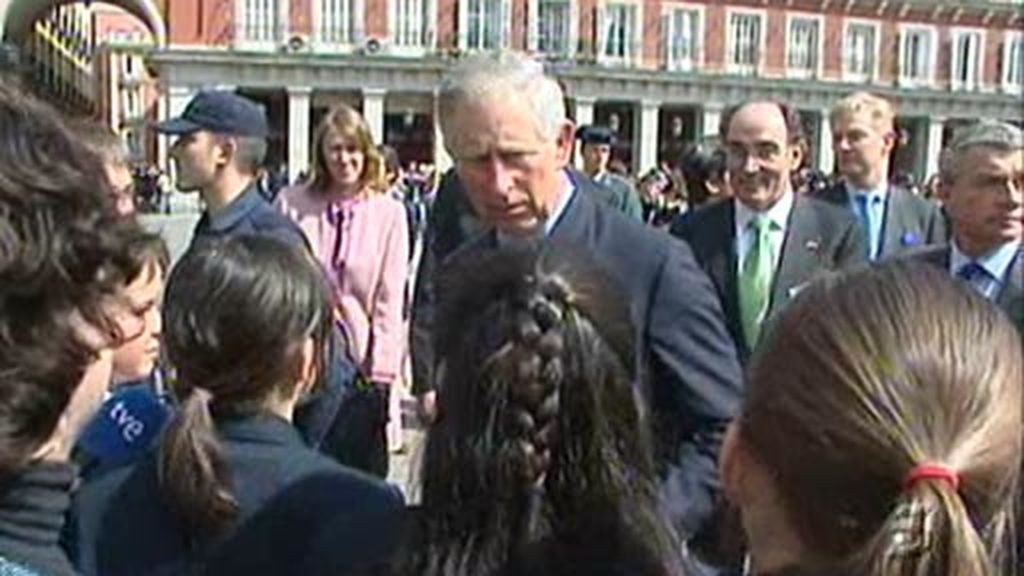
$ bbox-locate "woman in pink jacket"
[277,104,409,478]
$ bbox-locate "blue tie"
[854,194,879,260]
[957,262,998,300]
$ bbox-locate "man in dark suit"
[907,121,1023,333]
[672,101,866,362]
[417,51,744,540]
[819,91,946,259]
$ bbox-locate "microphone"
[77,384,171,467]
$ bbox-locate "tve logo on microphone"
[78,384,171,465]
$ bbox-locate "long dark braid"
[409,244,683,576]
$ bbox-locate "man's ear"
[213,136,237,168]
[554,120,576,167]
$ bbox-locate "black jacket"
[0,463,77,576]
[67,414,404,576]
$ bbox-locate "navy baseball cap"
[154,90,269,137]
[576,125,616,145]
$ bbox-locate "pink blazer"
[277,184,410,383]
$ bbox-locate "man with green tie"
[672,101,866,362]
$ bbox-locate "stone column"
[362,88,387,145]
[818,109,835,174]
[637,99,660,174]
[572,96,596,170]
[432,90,452,173]
[700,103,724,140]
[924,117,946,180]
[287,86,313,184]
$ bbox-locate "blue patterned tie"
[957,262,998,300]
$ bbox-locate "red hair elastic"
[903,463,960,491]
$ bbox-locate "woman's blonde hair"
[310,103,387,194]
[741,261,1022,575]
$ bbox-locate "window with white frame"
[727,11,763,74]
[950,29,982,91]
[237,0,288,44]
[532,0,572,56]
[599,2,639,62]
[843,21,877,80]
[1003,33,1024,92]
[665,6,701,71]
[786,15,821,77]
[898,26,935,86]
[393,0,434,48]
[316,0,359,45]
[461,0,508,50]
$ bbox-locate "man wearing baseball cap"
[155,90,306,248]
[157,91,356,467]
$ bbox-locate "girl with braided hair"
[403,244,685,576]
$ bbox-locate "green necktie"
[739,216,776,349]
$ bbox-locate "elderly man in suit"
[820,92,947,259]
[416,51,744,541]
[909,121,1023,333]
[671,101,866,362]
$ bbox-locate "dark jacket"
[815,182,947,258]
[67,414,404,576]
[670,195,867,362]
[0,463,77,576]
[414,177,744,538]
[186,184,359,468]
[904,243,1024,334]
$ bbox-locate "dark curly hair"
[0,84,143,481]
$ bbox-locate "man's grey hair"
[438,51,566,155]
[939,120,1023,183]
[232,135,267,175]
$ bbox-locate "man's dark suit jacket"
[670,195,867,362]
[414,178,745,538]
[816,182,947,258]
[906,243,1024,334]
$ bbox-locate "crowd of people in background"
[0,47,1022,576]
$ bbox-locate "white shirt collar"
[734,188,796,238]
[496,170,575,246]
[848,179,889,200]
[950,239,1022,283]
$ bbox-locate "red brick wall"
[511,0,528,51]
[167,0,234,45]
[576,0,597,58]
[764,8,786,76]
[878,19,897,83]
[703,3,725,73]
[437,0,458,48]
[291,0,312,35]
[641,0,662,68]
[366,0,388,38]
[822,12,843,79]
[983,29,1003,86]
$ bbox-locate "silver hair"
[438,51,567,154]
[939,120,1023,183]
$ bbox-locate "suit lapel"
[771,196,825,313]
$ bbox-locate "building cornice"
[150,49,1024,120]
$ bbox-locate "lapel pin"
[902,232,921,246]
[805,239,821,253]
